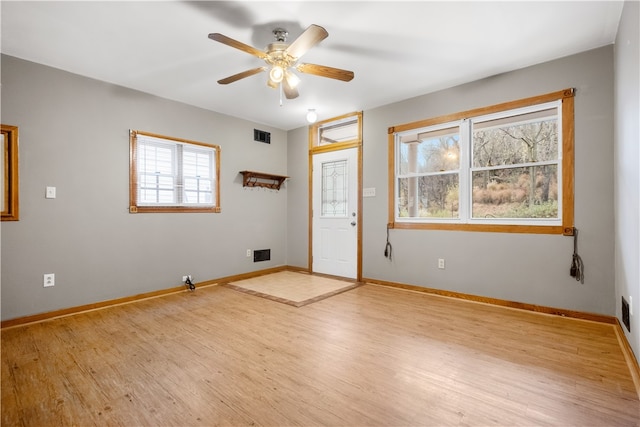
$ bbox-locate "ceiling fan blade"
[282,76,299,99]
[208,33,267,59]
[296,63,354,82]
[285,24,328,60]
[218,67,266,85]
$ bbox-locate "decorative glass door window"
[321,160,348,217]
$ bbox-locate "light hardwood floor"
[225,271,359,306]
[2,281,639,426]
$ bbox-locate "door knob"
[350,221,356,226]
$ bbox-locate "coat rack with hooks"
[239,170,289,190]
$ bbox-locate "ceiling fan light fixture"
[210,24,354,101]
[266,78,278,89]
[306,109,318,123]
[284,70,301,89]
[269,65,284,83]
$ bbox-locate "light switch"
[45,186,56,199]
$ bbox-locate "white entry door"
[312,148,358,279]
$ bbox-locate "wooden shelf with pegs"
[239,170,289,190]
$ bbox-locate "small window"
[310,111,362,151]
[389,89,575,234]
[129,130,220,213]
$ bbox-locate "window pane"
[183,191,194,203]
[183,149,212,179]
[140,188,175,204]
[182,178,212,193]
[471,164,558,219]
[158,190,175,204]
[1,133,4,213]
[132,131,220,212]
[183,177,213,204]
[138,139,176,206]
[139,175,174,190]
[158,176,173,189]
[321,160,347,217]
[139,174,175,204]
[397,173,459,218]
[182,148,214,205]
[318,117,359,146]
[399,127,459,174]
[184,190,212,204]
[139,143,174,175]
[473,108,558,168]
[140,189,157,203]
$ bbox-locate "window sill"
[389,221,573,235]
[130,206,221,214]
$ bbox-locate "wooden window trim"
[387,89,575,235]
[309,111,363,154]
[1,124,19,221]
[129,130,221,214]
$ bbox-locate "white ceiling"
[1,1,623,131]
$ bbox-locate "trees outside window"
[389,89,574,235]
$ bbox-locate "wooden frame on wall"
[1,124,19,221]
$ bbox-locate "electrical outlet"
[182,275,191,282]
[44,273,55,287]
[246,249,251,257]
[438,258,445,269]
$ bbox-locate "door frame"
[308,112,363,282]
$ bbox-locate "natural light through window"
[388,89,574,234]
[130,130,220,213]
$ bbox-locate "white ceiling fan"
[208,24,354,99]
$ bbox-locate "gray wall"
[289,46,616,316]
[286,126,309,269]
[362,46,615,315]
[614,1,640,359]
[1,55,288,321]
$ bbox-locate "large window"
[129,130,220,213]
[389,89,574,234]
